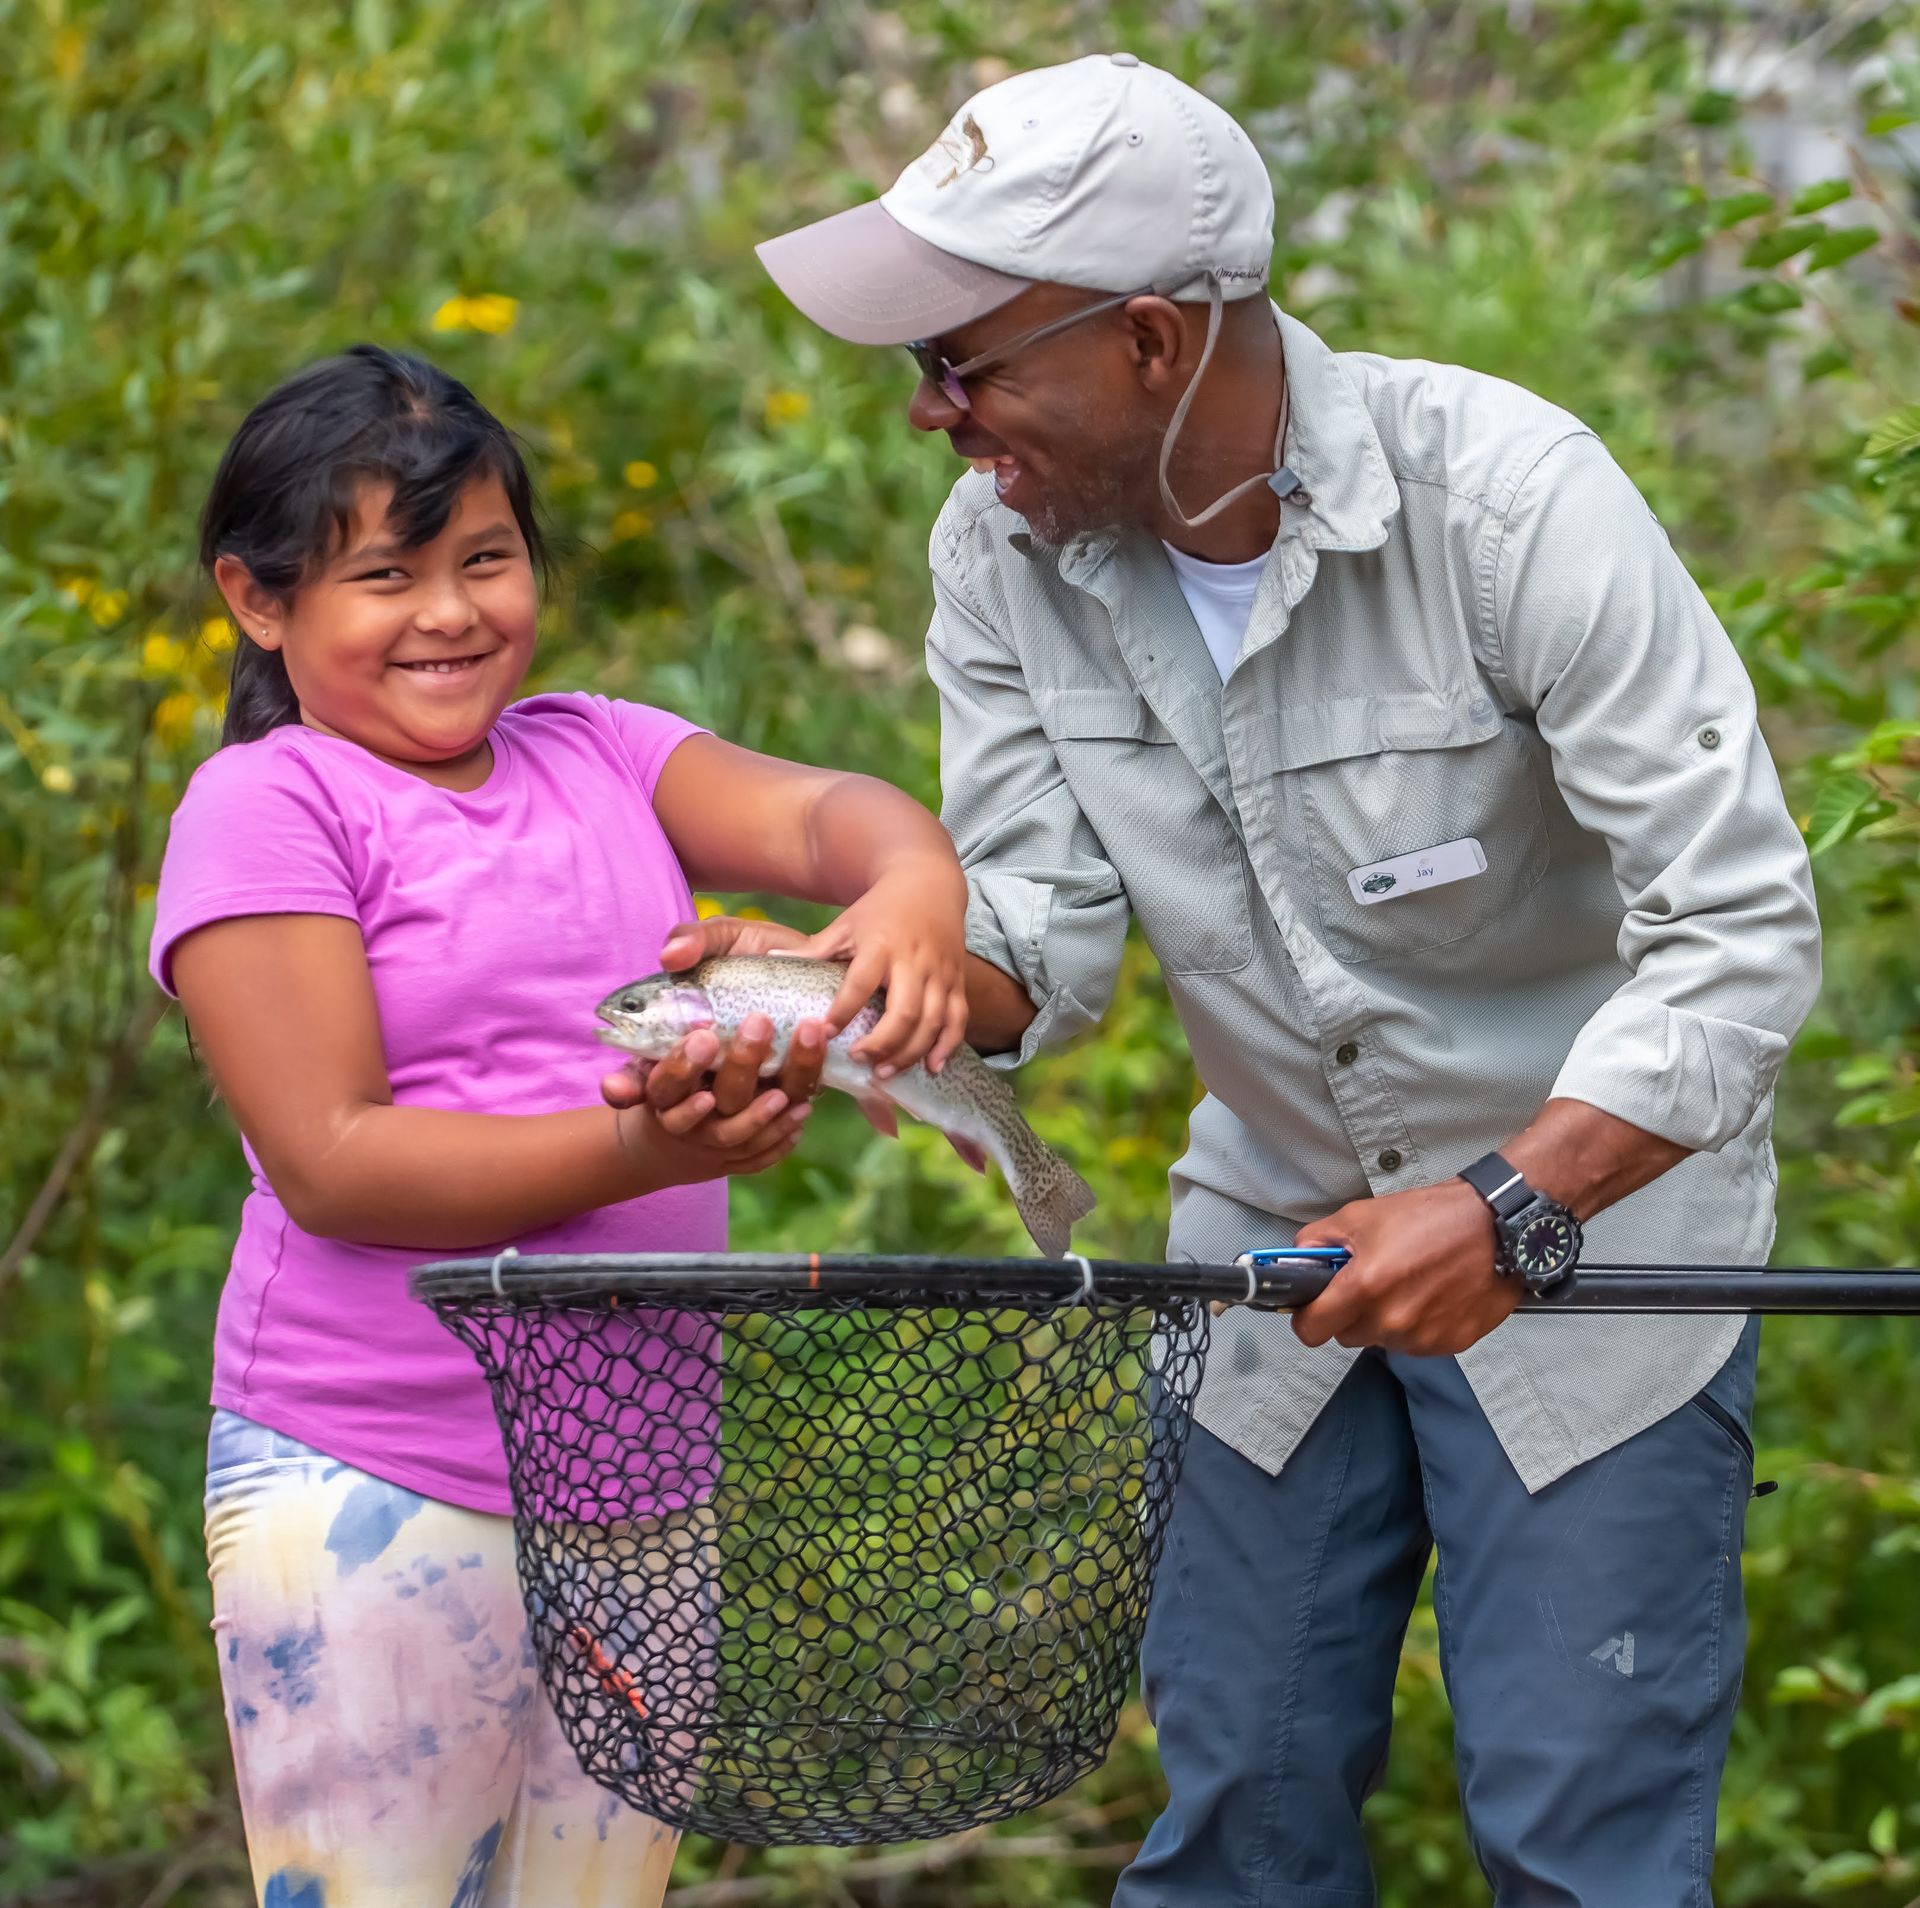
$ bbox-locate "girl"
[154,345,970,1908]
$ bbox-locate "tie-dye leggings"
[204,1410,679,1908]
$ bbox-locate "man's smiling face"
[905,284,1170,546]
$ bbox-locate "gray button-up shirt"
[928,310,1821,1492]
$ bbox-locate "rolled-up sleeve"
[927,507,1130,1067]
[1490,432,1821,1151]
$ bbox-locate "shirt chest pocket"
[1273,693,1550,965]
[1039,686,1254,977]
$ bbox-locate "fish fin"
[854,1094,899,1139]
[945,1133,989,1175]
[1014,1152,1099,1260]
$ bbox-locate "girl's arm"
[652,735,969,1073]
[172,912,808,1249]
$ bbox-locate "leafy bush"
[2,3,1915,1902]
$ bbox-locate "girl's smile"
[392,652,491,674]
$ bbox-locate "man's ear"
[212,554,286,651]
[1122,296,1191,394]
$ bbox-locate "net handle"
[1239,1250,1920,1314]
[407,1251,1920,1315]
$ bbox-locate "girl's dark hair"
[199,344,547,747]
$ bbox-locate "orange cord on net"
[569,1623,648,1717]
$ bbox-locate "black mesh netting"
[414,1256,1212,1846]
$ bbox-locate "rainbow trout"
[596,955,1096,1257]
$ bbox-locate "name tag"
[1347,836,1487,906]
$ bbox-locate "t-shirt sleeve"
[149,743,361,996]
[596,696,710,797]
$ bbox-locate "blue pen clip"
[1230,1245,1351,1307]
[1241,1246,1352,1271]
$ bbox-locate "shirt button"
[1698,725,1722,749]
[1377,1148,1403,1173]
[1335,1042,1360,1065]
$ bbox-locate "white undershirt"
[1161,540,1273,681]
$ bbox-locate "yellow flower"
[467,294,519,334]
[693,895,723,920]
[153,692,198,746]
[58,574,96,607]
[52,23,86,81]
[431,293,519,335]
[200,616,236,653]
[41,763,75,794]
[612,510,653,542]
[89,588,129,628]
[737,905,770,922]
[135,882,157,904]
[142,632,189,678]
[624,460,659,490]
[764,388,811,427]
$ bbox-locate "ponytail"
[219,631,303,747]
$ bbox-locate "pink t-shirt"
[150,693,725,1514]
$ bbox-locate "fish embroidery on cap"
[920,113,994,189]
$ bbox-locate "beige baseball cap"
[756,53,1275,346]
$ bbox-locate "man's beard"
[1023,478,1130,546]
[1016,411,1163,547]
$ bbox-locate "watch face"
[1512,1210,1580,1282]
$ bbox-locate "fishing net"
[410,1252,1216,1846]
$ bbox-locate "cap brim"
[756,201,1030,347]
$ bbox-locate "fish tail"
[880,1051,1098,1257]
[1010,1147,1098,1260]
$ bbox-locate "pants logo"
[1589,1631,1636,1677]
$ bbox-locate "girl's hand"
[615,1067,812,1191]
[794,857,969,1077]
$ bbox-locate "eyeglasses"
[906,283,1165,412]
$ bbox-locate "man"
[630,53,1822,1906]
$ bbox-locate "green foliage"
[2,2,1916,1903]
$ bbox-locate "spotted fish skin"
[596,955,1096,1256]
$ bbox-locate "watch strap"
[1459,1150,1534,1221]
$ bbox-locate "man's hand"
[1289,1178,1521,1355]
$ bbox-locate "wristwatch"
[1458,1151,1582,1293]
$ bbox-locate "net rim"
[407,1251,1243,1313]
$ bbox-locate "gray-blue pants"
[1116,1322,1760,1908]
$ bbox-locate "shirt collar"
[1011,306,1400,574]
[1270,307,1400,556]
